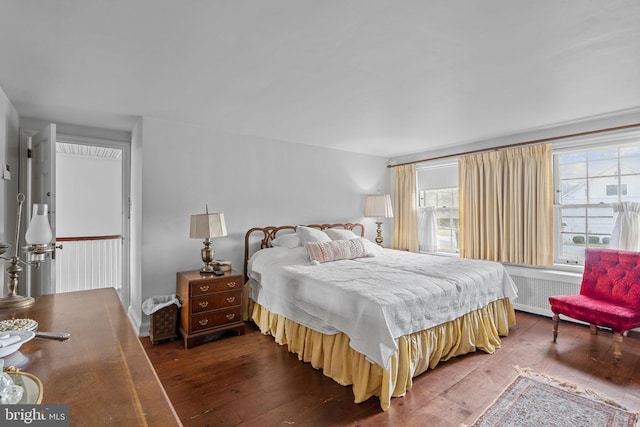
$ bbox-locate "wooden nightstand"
[176,270,245,349]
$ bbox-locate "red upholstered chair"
[549,248,640,360]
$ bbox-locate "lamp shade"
[365,194,393,218]
[189,213,227,239]
[25,203,53,245]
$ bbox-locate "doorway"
[21,128,131,308]
[55,135,130,307]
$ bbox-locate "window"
[416,162,459,253]
[606,184,627,196]
[417,187,459,252]
[554,143,640,264]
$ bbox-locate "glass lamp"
[0,194,54,309]
[365,194,394,246]
[190,208,227,274]
[24,203,54,264]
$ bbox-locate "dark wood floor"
[143,312,640,426]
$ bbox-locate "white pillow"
[362,238,383,255]
[271,234,301,248]
[296,226,331,244]
[248,246,310,281]
[324,228,359,241]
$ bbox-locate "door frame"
[19,130,132,308]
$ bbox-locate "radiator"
[505,265,640,332]
[505,265,582,317]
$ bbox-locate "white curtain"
[419,207,438,252]
[609,202,640,251]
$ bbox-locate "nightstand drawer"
[190,307,243,332]
[191,290,242,314]
[190,277,241,296]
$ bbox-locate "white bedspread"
[248,244,517,369]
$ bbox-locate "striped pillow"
[304,238,369,263]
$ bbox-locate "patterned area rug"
[468,367,639,427]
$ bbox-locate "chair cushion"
[580,249,640,306]
[549,294,640,333]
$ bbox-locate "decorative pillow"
[324,228,359,240]
[296,226,332,244]
[304,238,369,263]
[271,234,301,248]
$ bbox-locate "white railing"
[55,235,122,294]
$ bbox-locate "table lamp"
[190,207,227,274]
[365,194,394,246]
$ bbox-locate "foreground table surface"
[0,288,182,426]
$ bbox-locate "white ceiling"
[1,1,639,158]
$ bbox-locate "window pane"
[561,215,585,234]
[587,206,613,217]
[559,160,587,179]
[620,175,640,202]
[588,217,613,235]
[424,191,437,207]
[559,234,586,263]
[560,179,587,204]
[450,189,459,207]
[588,149,618,161]
[562,207,586,217]
[619,145,640,157]
[559,152,586,164]
[588,177,620,203]
[438,230,456,251]
[438,215,452,229]
[620,155,640,174]
[439,190,454,208]
[588,158,618,177]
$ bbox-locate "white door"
[30,123,57,296]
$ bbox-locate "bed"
[243,223,517,411]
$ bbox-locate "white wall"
[0,87,20,297]
[133,116,391,333]
[56,154,122,237]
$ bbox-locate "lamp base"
[0,294,35,310]
[375,221,384,246]
[199,264,223,275]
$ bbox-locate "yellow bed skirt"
[251,298,516,411]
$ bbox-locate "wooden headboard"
[243,222,365,281]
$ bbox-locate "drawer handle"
[226,296,236,303]
[226,313,235,320]
[227,281,236,288]
[198,319,209,326]
[199,285,210,292]
[199,301,209,308]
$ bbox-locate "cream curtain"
[392,164,419,252]
[609,202,640,251]
[458,144,552,266]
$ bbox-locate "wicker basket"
[150,304,178,344]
